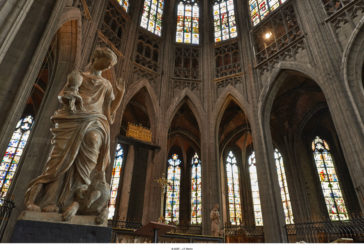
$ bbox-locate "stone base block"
[10,211,112,243]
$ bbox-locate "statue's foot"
[95,213,107,225]
[42,204,59,213]
[62,202,79,221]
[95,207,108,225]
[25,203,41,212]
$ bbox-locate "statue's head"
[91,47,117,71]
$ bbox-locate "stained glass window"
[213,0,238,43]
[191,153,202,224]
[165,153,181,224]
[248,151,263,226]
[0,116,33,203]
[140,0,165,36]
[108,144,124,220]
[176,1,200,44]
[117,0,129,12]
[274,149,294,224]
[249,0,288,26]
[312,136,349,221]
[226,151,242,225]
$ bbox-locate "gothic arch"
[214,89,252,137]
[297,103,328,136]
[168,130,200,152]
[120,79,159,141]
[258,64,326,130]
[342,16,364,126]
[56,7,82,68]
[166,88,205,133]
[121,78,159,119]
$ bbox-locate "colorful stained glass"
[191,153,202,224]
[165,153,181,224]
[226,151,242,225]
[249,0,288,26]
[213,0,238,43]
[248,151,263,226]
[117,0,129,12]
[274,149,294,224]
[140,0,165,36]
[108,144,124,220]
[176,1,199,44]
[0,116,33,203]
[312,136,349,221]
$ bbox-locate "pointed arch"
[165,147,184,224]
[342,16,364,127]
[213,85,251,131]
[166,88,205,133]
[121,78,159,118]
[312,136,349,221]
[214,92,252,144]
[190,151,202,224]
[120,78,160,140]
[258,63,326,127]
[56,7,82,68]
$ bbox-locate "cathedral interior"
[0,0,364,243]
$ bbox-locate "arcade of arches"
[0,0,363,243]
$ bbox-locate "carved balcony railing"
[286,216,364,243]
[108,220,221,243]
[0,199,15,241]
[160,232,224,243]
[108,219,142,230]
[323,0,356,16]
[255,25,304,66]
[323,0,364,29]
[223,225,264,243]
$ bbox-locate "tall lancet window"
[141,0,165,36]
[117,0,129,12]
[213,0,238,43]
[312,136,349,221]
[274,149,294,224]
[226,151,242,225]
[176,0,200,44]
[165,153,182,224]
[248,151,263,226]
[108,144,124,219]
[191,153,202,224]
[0,116,33,203]
[249,0,288,26]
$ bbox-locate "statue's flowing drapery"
[25,72,115,208]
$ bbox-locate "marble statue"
[210,204,221,237]
[24,47,125,225]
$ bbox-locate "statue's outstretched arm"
[110,77,125,122]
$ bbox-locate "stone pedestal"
[10,211,112,243]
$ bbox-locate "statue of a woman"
[210,204,221,237]
[24,47,125,224]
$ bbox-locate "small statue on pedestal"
[210,204,221,237]
[23,47,125,225]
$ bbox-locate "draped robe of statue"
[210,205,221,237]
[25,70,116,210]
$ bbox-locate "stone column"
[0,0,66,166]
[118,145,135,221]
[252,113,288,242]
[201,0,220,235]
